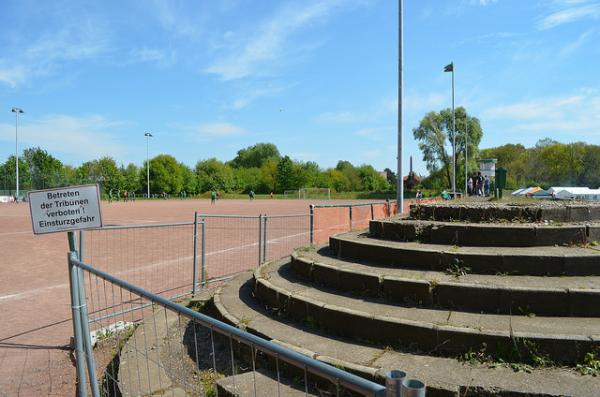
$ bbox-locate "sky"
[0,0,599,176]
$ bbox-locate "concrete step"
[329,231,600,276]
[216,369,320,396]
[410,202,600,223]
[370,218,600,247]
[254,259,600,365]
[290,248,600,317]
[212,271,600,397]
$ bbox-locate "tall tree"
[276,156,294,193]
[22,147,63,189]
[142,154,183,194]
[230,143,280,169]
[413,107,482,189]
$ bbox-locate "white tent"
[549,187,600,201]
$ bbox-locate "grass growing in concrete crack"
[446,259,471,278]
[460,339,559,374]
[576,352,600,376]
[100,325,138,397]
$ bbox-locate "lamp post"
[465,118,468,195]
[443,62,455,196]
[144,132,153,198]
[396,0,404,212]
[11,107,24,200]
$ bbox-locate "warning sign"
[28,184,103,234]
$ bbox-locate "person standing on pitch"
[211,191,217,205]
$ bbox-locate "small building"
[479,158,497,179]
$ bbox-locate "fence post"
[349,206,353,230]
[370,204,374,220]
[263,215,268,263]
[385,370,406,397]
[386,199,390,217]
[201,218,206,287]
[67,232,88,397]
[258,214,263,265]
[309,205,314,246]
[192,211,198,295]
[76,231,101,397]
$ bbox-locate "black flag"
[444,63,453,72]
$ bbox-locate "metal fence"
[64,203,429,396]
[68,244,426,397]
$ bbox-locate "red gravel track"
[0,198,364,396]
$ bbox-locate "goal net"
[283,190,301,199]
[299,188,331,200]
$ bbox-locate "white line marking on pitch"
[0,231,31,236]
[0,231,310,303]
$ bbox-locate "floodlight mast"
[396,0,404,212]
[11,107,24,200]
[144,132,153,198]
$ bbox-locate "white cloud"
[405,92,447,115]
[128,47,177,67]
[537,2,600,30]
[352,127,392,141]
[205,0,361,81]
[482,92,600,135]
[0,23,109,88]
[180,122,248,141]
[315,97,398,124]
[559,29,595,56]
[0,114,125,159]
[315,111,364,123]
[228,84,290,110]
[0,65,27,88]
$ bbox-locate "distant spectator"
[211,191,217,205]
[441,190,451,200]
[467,177,473,196]
[249,190,255,200]
[484,176,490,196]
[416,189,423,200]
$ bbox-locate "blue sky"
[0,0,599,175]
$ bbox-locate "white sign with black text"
[28,184,103,234]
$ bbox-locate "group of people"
[467,172,490,197]
[108,189,135,202]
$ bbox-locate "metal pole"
[11,108,23,199]
[349,206,353,230]
[370,204,374,220]
[258,214,263,265]
[385,370,406,397]
[67,232,88,397]
[452,65,456,196]
[262,215,267,263]
[192,212,198,295]
[309,205,314,246]
[76,231,101,397]
[15,111,19,199]
[201,218,206,287]
[396,0,404,212]
[465,119,468,195]
[146,135,150,198]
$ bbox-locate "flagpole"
[452,65,456,196]
[396,0,404,212]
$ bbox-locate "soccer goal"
[283,190,301,199]
[299,188,331,200]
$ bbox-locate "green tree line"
[411,107,600,191]
[0,143,390,196]
[480,139,600,189]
